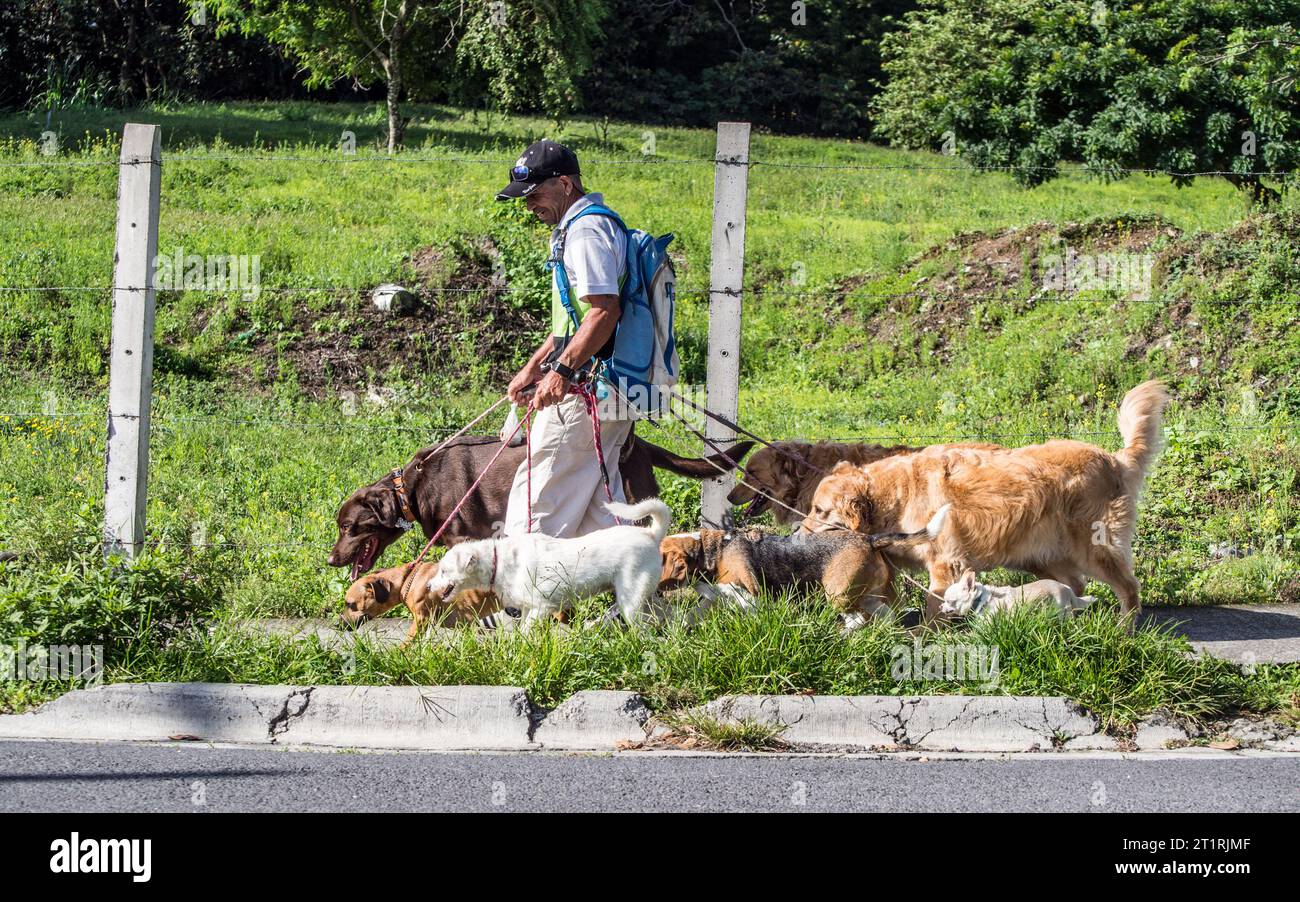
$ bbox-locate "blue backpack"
[549,203,680,414]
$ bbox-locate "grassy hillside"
[1,102,1297,720]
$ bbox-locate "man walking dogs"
[498,140,634,537]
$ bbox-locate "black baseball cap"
[496,139,580,200]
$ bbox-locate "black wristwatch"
[547,360,579,382]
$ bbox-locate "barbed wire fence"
[0,122,1296,565]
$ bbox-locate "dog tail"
[606,497,673,543]
[1114,380,1170,490]
[865,504,951,549]
[636,438,755,478]
[1077,595,1098,611]
[926,504,951,539]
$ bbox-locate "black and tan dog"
[659,506,949,632]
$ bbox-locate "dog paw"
[839,612,868,636]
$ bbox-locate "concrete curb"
[533,691,651,750]
[285,686,534,750]
[698,694,1099,752]
[0,685,1293,753]
[0,683,535,751]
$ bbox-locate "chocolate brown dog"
[330,434,753,579]
[658,506,948,632]
[342,561,500,642]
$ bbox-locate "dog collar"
[389,467,416,530]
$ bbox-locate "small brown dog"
[342,561,499,642]
[658,508,948,632]
[800,381,1170,622]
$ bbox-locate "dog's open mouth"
[735,494,767,522]
[350,537,380,581]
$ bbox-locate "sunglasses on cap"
[510,165,568,183]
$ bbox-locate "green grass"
[0,101,1297,722]
[653,708,791,752]
[4,556,1296,728]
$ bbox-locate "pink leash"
[523,404,533,534]
[399,412,526,602]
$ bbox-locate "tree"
[873,0,1300,204]
[453,0,604,124]
[580,0,916,138]
[206,1,605,153]
[206,1,455,153]
[0,0,299,112]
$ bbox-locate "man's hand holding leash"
[508,292,620,411]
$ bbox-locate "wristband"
[548,360,579,382]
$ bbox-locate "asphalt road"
[1,741,1295,812]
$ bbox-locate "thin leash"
[573,380,624,524]
[650,398,942,601]
[410,394,512,469]
[592,373,852,534]
[375,395,514,534]
[524,404,533,533]
[665,387,826,475]
[397,412,527,603]
[594,373,945,587]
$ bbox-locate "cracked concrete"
[0,685,1295,754]
[0,683,534,750]
[266,688,314,741]
[533,691,651,749]
[701,694,1100,751]
[0,683,307,744]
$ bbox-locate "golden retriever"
[727,440,920,525]
[799,381,1170,622]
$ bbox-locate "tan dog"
[659,508,947,632]
[727,440,1006,525]
[727,441,920,525]
[342,561,499,642]
[800,381,1170,623]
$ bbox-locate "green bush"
[0,549,221,650]
[874,0,1300,202]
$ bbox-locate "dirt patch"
[911,214,1179,301]
[233,238,546,396]
[829,214,1185,364]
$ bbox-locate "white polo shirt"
[549,192,628,338]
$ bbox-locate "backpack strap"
[548,202,628,333]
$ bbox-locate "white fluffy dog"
[428,498,672,629]
[940,569,1096,618]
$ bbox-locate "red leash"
[574,381,622,524]
[396,384,615,603]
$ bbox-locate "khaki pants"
[502,393,634,537]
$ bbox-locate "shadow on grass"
[0,102,640,157]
